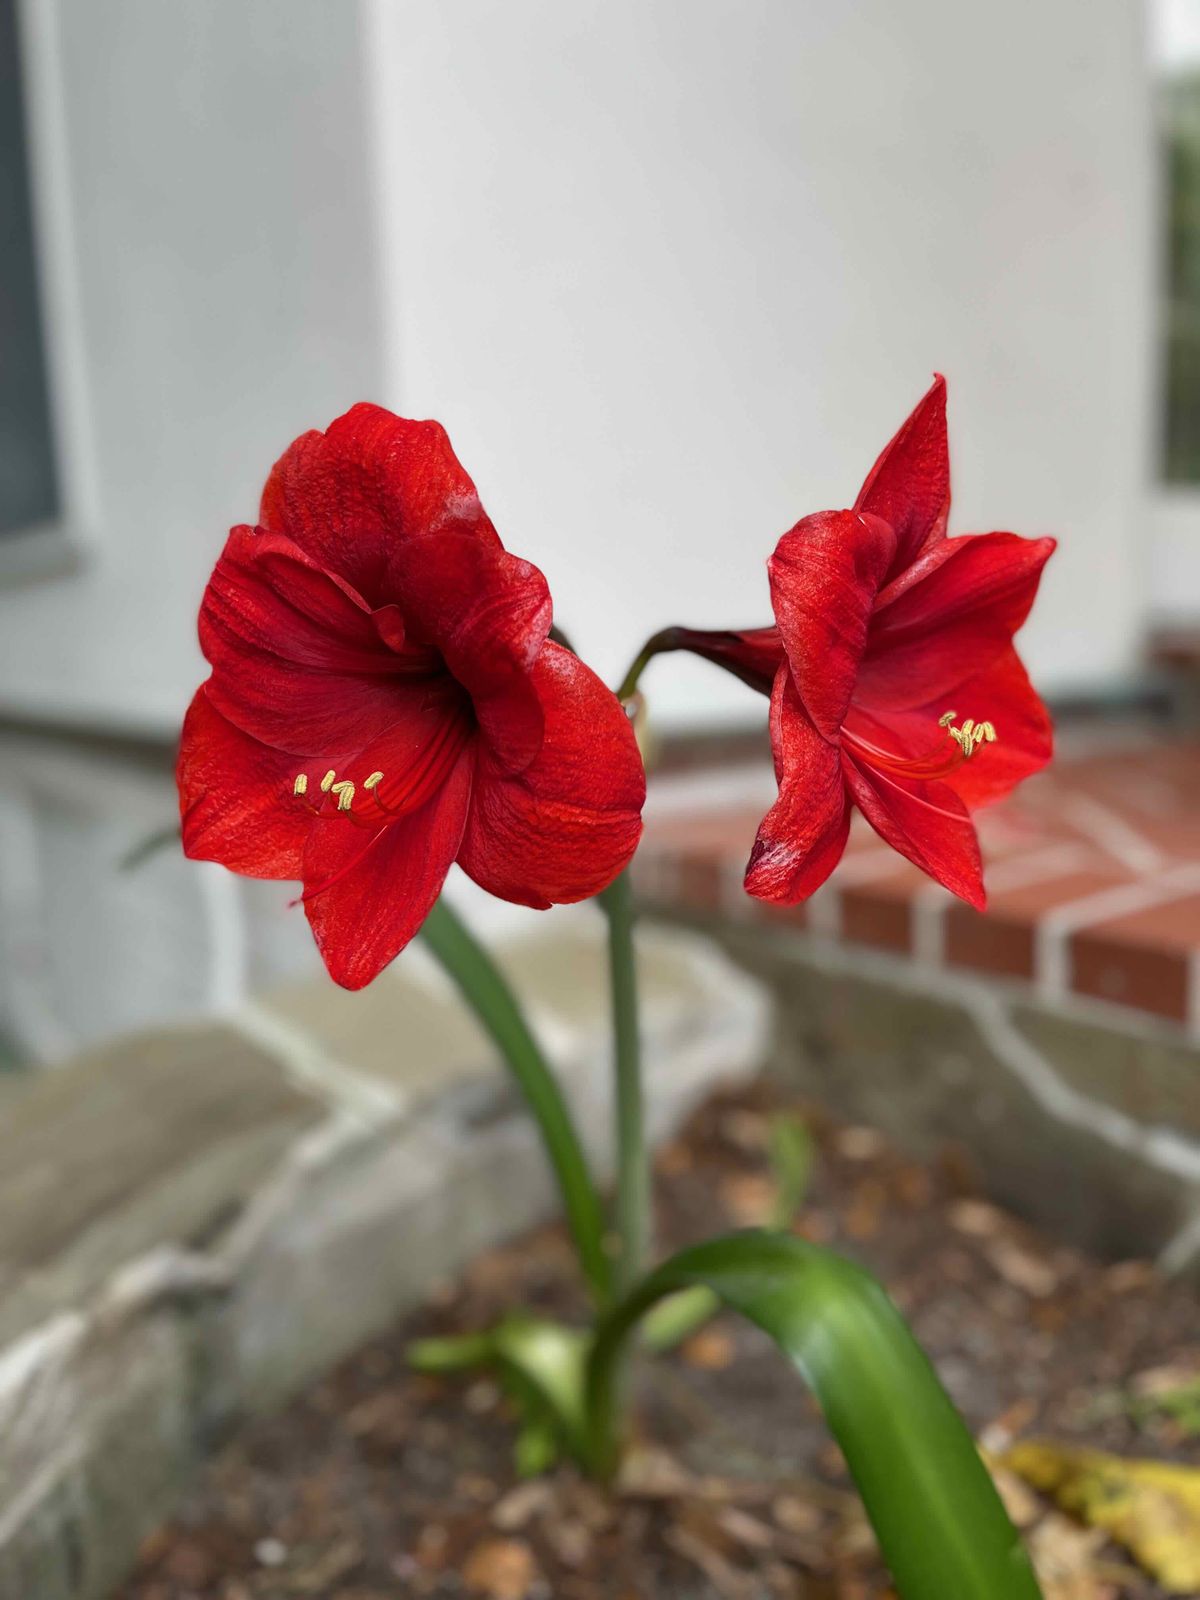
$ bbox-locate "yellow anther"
[940,711,998,760]
[330,780,355,812]
[293,773,308,796]
[363,771,384,791]
[320,769,337,793]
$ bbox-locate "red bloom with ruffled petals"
[178,404,645,988]
[674,377,1054,910]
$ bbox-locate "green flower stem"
[599,871,649,1297]
[614,627,685,703]
[585,1233,1043,1600]
[419,897,611,1307]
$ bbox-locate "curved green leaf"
[643,1111,814,1353]
[420,897,612,1305]
[409,1315,590,1470]
[587,1231,1042,1600]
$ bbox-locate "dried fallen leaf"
[616,1443,697,1499]
[1103,1260,1157,1295]
[545,1517,592,1569]
[844,1179,886,1241]
[987,1239,1058,1299]
[891,1161,933,1208]
[715,1505,776,1552]
[1026,1512,1114,1600]
[681,1325,737,1371]
[947,1198,1007,1238]
[665,1524,753,1600]
[719,1172,776,1226]
[413,1524,451,1575]
[462,1537,538,1600]
[771,1494,822,1536]
[655,1137,692,1176]
[986,1464,1042,1530]
[1131,1361,1200,1398]
[465,1379,501,1414]
[1005,1439,1200,1594]
[292,1539,361,1593]
[725,1108,771,1153]
[492,1480,555,1532]
[457,1472,498,1502]
[563,1478,615,1532]
[835,1126,887,1161]
[979,1396,1039,1454]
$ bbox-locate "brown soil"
[119,1079,1199,1600]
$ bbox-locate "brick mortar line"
[981,842,1097,892]
[230,1000,407,1127]
[912,883,949,968]
[972,992,1200,1185]
[1159,1206,1200,1275]
[691,918,1200,1192]
[1059,793,1172,876]
[1035,861,1200,1002]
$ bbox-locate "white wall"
[0,0,387,733]
[0,0,1157,737]
[1151,492,1200,619]
[368,0,1156,723]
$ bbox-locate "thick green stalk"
[584,1233,1043,1600]
[614,627,683,703]
[419,897,611,1306]
[599,871,649,1296]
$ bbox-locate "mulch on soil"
[120,1079,1199,1600]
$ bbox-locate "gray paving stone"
[693,913,1200,1269]
[0,920,770,1600]
[0,1024,323,1347]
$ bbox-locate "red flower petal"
[842,746,985,909]
[459,642,645,907]
[339,689,475,822]
[858,532,1055,710]
[946,648,1051,809]
[884,647,1051,811]
[768,509,895,738]
[855,375,950,578]
[199,525,432,760]
[389,533,551,773]
[201,527,385,669]
[302,748,474,989]
[745,668,850,902]
[260,404,500,605]
[178,688,310,879]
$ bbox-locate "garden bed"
[119,1079,1198,1600]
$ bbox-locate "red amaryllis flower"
[671,377,1054,910]
[178,405,645,988]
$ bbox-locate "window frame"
[0,0,97,587]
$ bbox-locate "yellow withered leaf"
[1003,1439,1200,1594]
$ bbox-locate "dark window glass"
[0,0,59,535]
[1163,71,1200,483]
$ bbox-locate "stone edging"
[0,922,770,1600]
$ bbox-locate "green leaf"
[643,1111,814,1353]
[767,1111,814,1223]
[419,897,612,1306]
[410,1315,591,1470]
[587,1231,1043,1600]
